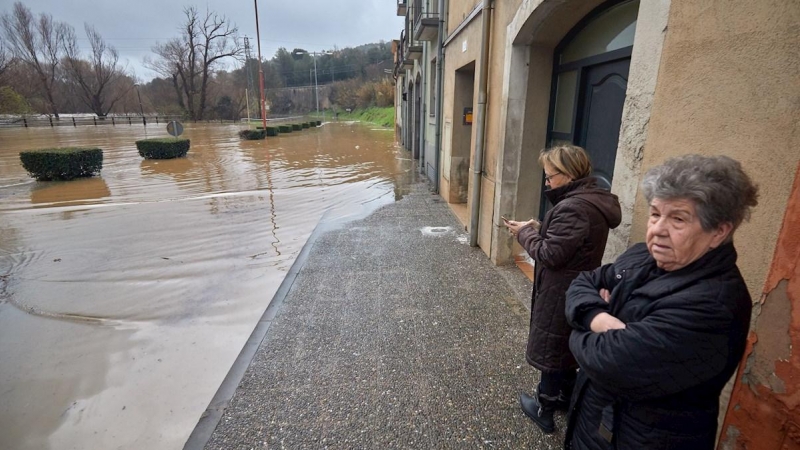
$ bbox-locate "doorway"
[449,62,476,204]
[541,0,639,213]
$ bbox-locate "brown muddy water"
[0,121,414,449]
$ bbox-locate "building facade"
[394,0,800,446]
[393,0,442,186]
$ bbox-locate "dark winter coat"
[516,177,621,372]
[564,243,752,450]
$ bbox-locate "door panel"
[577,58,630,189]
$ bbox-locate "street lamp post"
[293,50,332,117]
[312,56,319,115]
[134,83,146,126]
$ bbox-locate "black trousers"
[538,369,576,408]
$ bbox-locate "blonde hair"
[538,144,593,180]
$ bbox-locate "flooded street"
[0,122,414,449]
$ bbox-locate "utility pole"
[313,56,319,115]
[293,50,332,117]
[243,36,257,124]
[253,0,268,130]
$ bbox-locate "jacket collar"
[544,177,596,206]
[626,242,739,298]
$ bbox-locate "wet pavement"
[200,179,568,449]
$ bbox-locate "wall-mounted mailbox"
[463,107,473,126]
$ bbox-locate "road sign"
[167,121,184,137]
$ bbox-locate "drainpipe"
[419,45,427,175]
[468,0,494,247]
[433,0,446,193]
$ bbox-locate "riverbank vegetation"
[0,2,394,121]
[331,107,394,128]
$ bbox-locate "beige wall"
[630,0,800,302]
[447,1,481,35]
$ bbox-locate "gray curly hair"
[641,154,759,232]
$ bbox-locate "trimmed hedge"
[135,138,191,159]
[238,129,267,140]
[315,120,322,126]
[279,125,292,133]
[265,126,279,136]
[291,124,302,131]
[20,147,103,181]
[301,122,310,129]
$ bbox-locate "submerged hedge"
[279,125,292,133]
[239,129,267,140]
[19,147,103,181]
[291,124,302,131]
[135,138,190,159]
[301,122,310,129]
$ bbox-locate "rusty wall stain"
[720,163,800,449]
[748,280,792,394]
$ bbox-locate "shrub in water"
[265,126,279,136]
[279,125,292,133]
[135,138,191,159]
[291,124,302,131]
[237,129,266,140]
[315,120,322,126]
[301,122,310,129]
[19,147,103,181]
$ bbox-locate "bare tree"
[0,2,70,117]
[0,36,15,84]
[146,6,242,120]
[62,24,132,117]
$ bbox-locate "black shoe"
[519,392,555,434]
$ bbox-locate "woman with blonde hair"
[505,144,621,433]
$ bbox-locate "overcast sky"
[10,0,404,81]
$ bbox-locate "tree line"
[0,2,394,121]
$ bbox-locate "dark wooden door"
[576,58,630,189]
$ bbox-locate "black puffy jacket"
[564,243,752,450]
[517,177,621,372]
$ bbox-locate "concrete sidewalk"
[197,180,567,449]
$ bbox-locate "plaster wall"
[447,1,481,35]
[629,0,800,304]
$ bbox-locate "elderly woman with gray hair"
[564,155,759,450]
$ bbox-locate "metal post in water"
[134,83,146,126]
[254,0,268,131]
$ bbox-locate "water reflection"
[139,157,195,179]
[0,122,413,450]
[30,177,111,206]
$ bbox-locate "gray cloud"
[11,0,404,80]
